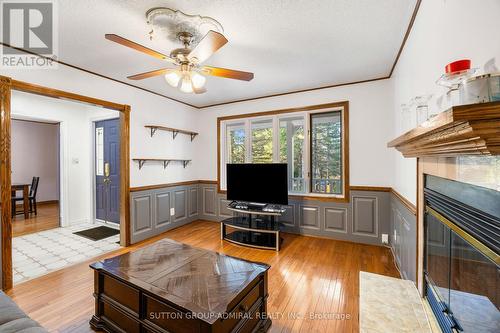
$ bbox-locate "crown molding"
[0,0,422,109]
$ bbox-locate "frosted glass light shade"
[164,71,181,87]
[191,72,206,89]
[179,74,193,93]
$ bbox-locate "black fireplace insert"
[424,175,499,333]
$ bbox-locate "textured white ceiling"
[16,0,418,107]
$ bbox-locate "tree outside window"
[251,119,273,163]
[311,111,342,194]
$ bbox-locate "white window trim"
[219,105,346,198]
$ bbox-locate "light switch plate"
[381,233,389,244]
[393,229,397,242]
[170,208,175,216]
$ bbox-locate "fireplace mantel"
[388,101,500,158]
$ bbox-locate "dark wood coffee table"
[90,238,271,333]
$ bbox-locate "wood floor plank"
[6,220,400,332]
[12,203,60,237]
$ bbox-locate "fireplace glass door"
[449,232,499,332]
[425,208,500,332]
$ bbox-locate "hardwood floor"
[6,220,400,333]
[12,202,60,237]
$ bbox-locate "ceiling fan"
[105,30,254,94]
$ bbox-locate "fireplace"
[424,175,499,333]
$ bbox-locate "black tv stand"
[222,202,285,251]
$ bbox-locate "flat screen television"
[226,163,288,205]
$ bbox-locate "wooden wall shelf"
[145,125,198,141]
[133,158,191,169]
[388,101,500,158]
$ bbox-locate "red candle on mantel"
[445,59,471,74]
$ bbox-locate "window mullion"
[304,115,311,194]
[272,116,279,163]
[221,122,227,189]
[245,120,251,163]
[285,121,292,191]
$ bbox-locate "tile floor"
[13,223,121,284]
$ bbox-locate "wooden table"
[90,238,271,333]
[12,182,30,219]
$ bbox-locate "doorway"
[0,76,131,291]
[11,118,60,237]
[94,118,120,225]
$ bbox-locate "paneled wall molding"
[130,181,416,247]
[130,181,414,215]
[352,196,379,237]
[130,180,216,192]
[390,189,416,215]
[389,193,417,282]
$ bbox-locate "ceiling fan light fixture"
[164,71,181,87]
[179,73,194,93]
[191,71,206,89]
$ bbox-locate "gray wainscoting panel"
[198,185,390,246]
[130,185,200,244]
[278,204,296,229]
[299,205,320,230]
[389,193,417,282]
[189,187,198,217]
[130,183,392,246]
[352,196,378,237]
[132,195,153,234]
[324,207,348,233]
[155,192,171,227]
[173,189,187,222]
[201,187,217,217]
[218,198,233,218]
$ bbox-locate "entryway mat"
[73,226,119,241]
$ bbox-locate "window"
[280,117,305,193]
[311,112,342,194]
[226,123,246,164]
[95,127,104,176]
[251,119,273,163]
[219,102,348,199]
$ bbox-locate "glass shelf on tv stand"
[226,206,285,216]
[221,208,284,251]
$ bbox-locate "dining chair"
[11,176,40,217]
[28,176,40,215]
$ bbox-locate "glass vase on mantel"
[411,94,433,126]
[400,103,412,132]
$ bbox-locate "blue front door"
[95,118,120,223]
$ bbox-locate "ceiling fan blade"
[127,68,174,80]
[188,30,228,64]
[105,34,176,63]
[201,66,254,81]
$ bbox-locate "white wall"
[0,55,201,188]
[11,120,59,202]
[391,0,500,204]
[197,79,395,187]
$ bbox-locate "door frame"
[0,76,131,290]
[91,116,120,227]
